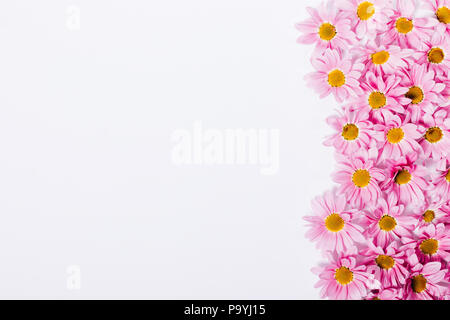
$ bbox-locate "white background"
[0,0,335,299]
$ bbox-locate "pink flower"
[305,49,363,103]
[338,0,388,39]
[378,0,433,49]
[398,64,446,123]
[296,1,355,53]
[365,287,404,300]
[431,160,450,202]
[374,113,423,160]
[354,42,413,76]
[312,254,377,300]
[381,155,430,205]
[323,108,379,155]
[362,194,416,247]
[404,255,447,299]
[349,72,405,123]
[423,0,450,35]
[420,110,450,160]
[304,190,365,254]
[415,224,450,262]
[413,35,450,76]
[332,150,385,208]
[412,197,448,227]
[363,241,409,288]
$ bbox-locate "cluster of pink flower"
[297,0,449,300]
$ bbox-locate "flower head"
[305,49,364,103]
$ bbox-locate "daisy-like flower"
[374,113,423,160]
[312,254,377,300]
[423,0,450,35]
[402,223,450,262]
[362,241,409,288]
[420,110,450,160]
[432,160,450,201]
[404,255,447,299]
[332,149,385,208]
[305,49,363,103]
[398,64,446,123]
[338,0,389,39]
[304,190,365,254]
[350,72,405,123]
[414,35,450,76]
[296,1,355,53]
[323,108,379,155]
[365,287,404,300]
[378,0,433,49]
[413,197,448,227]
[414,223,450,262]
[381,155,430,205]
[354,42,413,75]
[362,193,416,247]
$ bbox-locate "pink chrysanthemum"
[362,241,409,288]
[365,287,404,300]
[296,1,355,53]
[405,223,450,262]
[354,42,413,76]
[414,35,450,76]
[423,0,450,35]
[323,108,379,155]
[420,110,450,160]
[332,150,385,208]
[349,72,405,123]
[398,64,446,123]
[304,190,365,254]
[305,49,363,103]
[362,194,416,247]
[378,0,433,49]
[413,197,448,227]
[312,254,378,300]
[431,160,450,201]
[404,255,447,299]
[338,0,388,39]
[381,155,429,205]
[374,113,423,160]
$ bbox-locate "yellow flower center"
[371,51,390,65]
[368,91,386,109]
[395,170,411,185]
[425,127,443,143]
[446,170,450,182]
[342,124,359,141]
[328,69,346,87]
[334,267,354,286]
[423,210,435,223]
[375,255,395,270]
[386,128,405,144]
[396,17,413,34]
[352,169,371,188]
[319,22,337,41]
[428,47,445,64]
[405,86,424,104]
[411,275,427,293]
[378,215,397,232]
[420,239,439,255]
[325,213,345,232]
[437,7,450,24]
[357,1,375,21]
